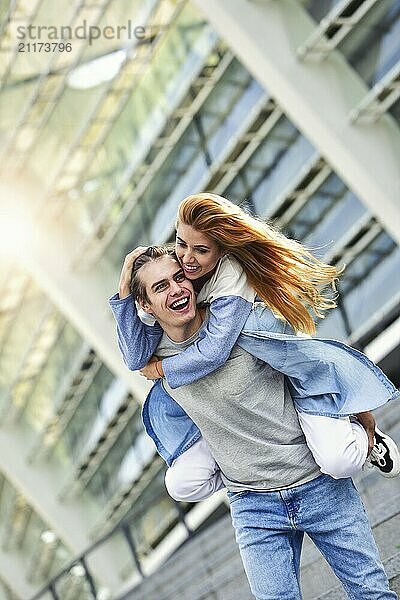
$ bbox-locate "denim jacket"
[142,303,399,466]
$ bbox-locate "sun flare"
[0,187,34,261]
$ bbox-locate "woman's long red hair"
[177,193,344,334]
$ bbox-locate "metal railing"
[29,489,192,600]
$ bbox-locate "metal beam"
[42,0,185,212]
[159,96,282,243]
[61,393,138,498]
[77,44,234,266]
[0,301,55,421]
[0,0,46,91]
[364,314,400,363]
[27,348,103,461]
[0,419,125,593]
[350,61,400,123]
[0,177,150,591]
[0,0,112,169]
[117,490,227,597]
[192,0,400,246]
[0,534,37,598]
[297,0,380,60]
[1,178,150,403]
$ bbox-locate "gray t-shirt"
[156,320,320,493]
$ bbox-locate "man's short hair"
[130,246,176,304]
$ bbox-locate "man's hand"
[118,246,148,299]
[140,356,164,381]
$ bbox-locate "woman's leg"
[165,436,225,502]
[297,412,369,479]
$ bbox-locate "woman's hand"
[140,356,164,381]
[355,411,376,456]
[118,246,148,299]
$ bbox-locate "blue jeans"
[227,474,397,600]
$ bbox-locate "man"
[115,247,397,600]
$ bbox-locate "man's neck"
[164,309,205,343]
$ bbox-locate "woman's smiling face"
[175,222,222,280]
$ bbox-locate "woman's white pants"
[165,414,369,502]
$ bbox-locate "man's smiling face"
[138,255,198,336]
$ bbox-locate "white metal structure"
[192,0,400,245]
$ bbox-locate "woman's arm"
[109,294,163,370]
[109,247,162,370]
[162,295,253,388]
[243,301,295,335]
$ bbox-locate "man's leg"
[227,490,304,600]
[296,474,397,599]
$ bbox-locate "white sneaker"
[366,427,400,478]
